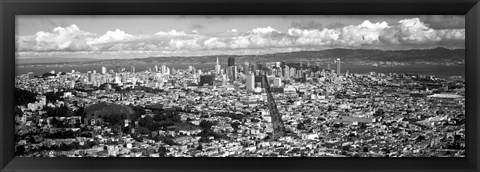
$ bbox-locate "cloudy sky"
[16,15,465,59]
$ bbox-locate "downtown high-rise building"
[228,66,237,81]
[246,72,255,91]
[130,66,135,73]
[215,57,221,74]
[161,65,167,74]
[88,72,96,83]
[228,57,235,67]
[243,61,249,74]
[336,58,341,74]
[273,77,282,87]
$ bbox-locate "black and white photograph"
[14,15,466,157]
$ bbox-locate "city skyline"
[14,15,466,158]
[16,15,465,60]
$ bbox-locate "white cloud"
[90,29,133,44]
[249,26,281,35]
[18,24,95,51]
[154,29,187,36]
[338,20,389,46]
[16,18,465,59]
[436,29,465,40]
[379,18,441,45]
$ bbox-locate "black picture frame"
[1,0,479,172]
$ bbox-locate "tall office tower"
[102,66,107,74]
[307,61,310,67]
[188,66,194,72]
[243,61,249,74]
[290,68,296,78]
[115,74,121,84]
[87,72,92,82]
[228,57,235,67]
[228,66,237,81]
[215,57,221,74]
[336,58,341,74]
[121,74,127,83]
[246,72,255,91]
[27,72,34,79]
[275,62,281,68]
[90,73,96,83]
[250,63,257,72]
[273,77,282,87]
[284,66,290,78]
[277,68,283,77]
[130,66,135,73]
[327,63,331,70]
[161,65,167,74]
[154,65,159,72]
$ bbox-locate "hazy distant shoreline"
[16,63,465,79]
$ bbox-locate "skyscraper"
[101,66,107,74]
[273,77,282,87]
[228,57,235,67]
[246,72,255,91]
[336,58,341,74]
[88,72,95,83]
[215,57,221,74]
[228,66,237,81]
[130,66,135,73]
[161,65,167,74]
[243,61,249,74]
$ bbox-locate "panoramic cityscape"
[15,15,465,157]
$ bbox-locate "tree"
[296,122,306,130]
[15,88,38,105]
[74,107,87,118]
[44,91,64,103]
[16,145,25,155]
[363,147,369,152]
[199,120,215,130]
[131,106,145,121]
[196,144,203,151]
[158,146,167,157]
[231,122,241,130]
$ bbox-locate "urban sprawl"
[15,57,466,157]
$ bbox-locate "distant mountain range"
[18,47,465,65]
